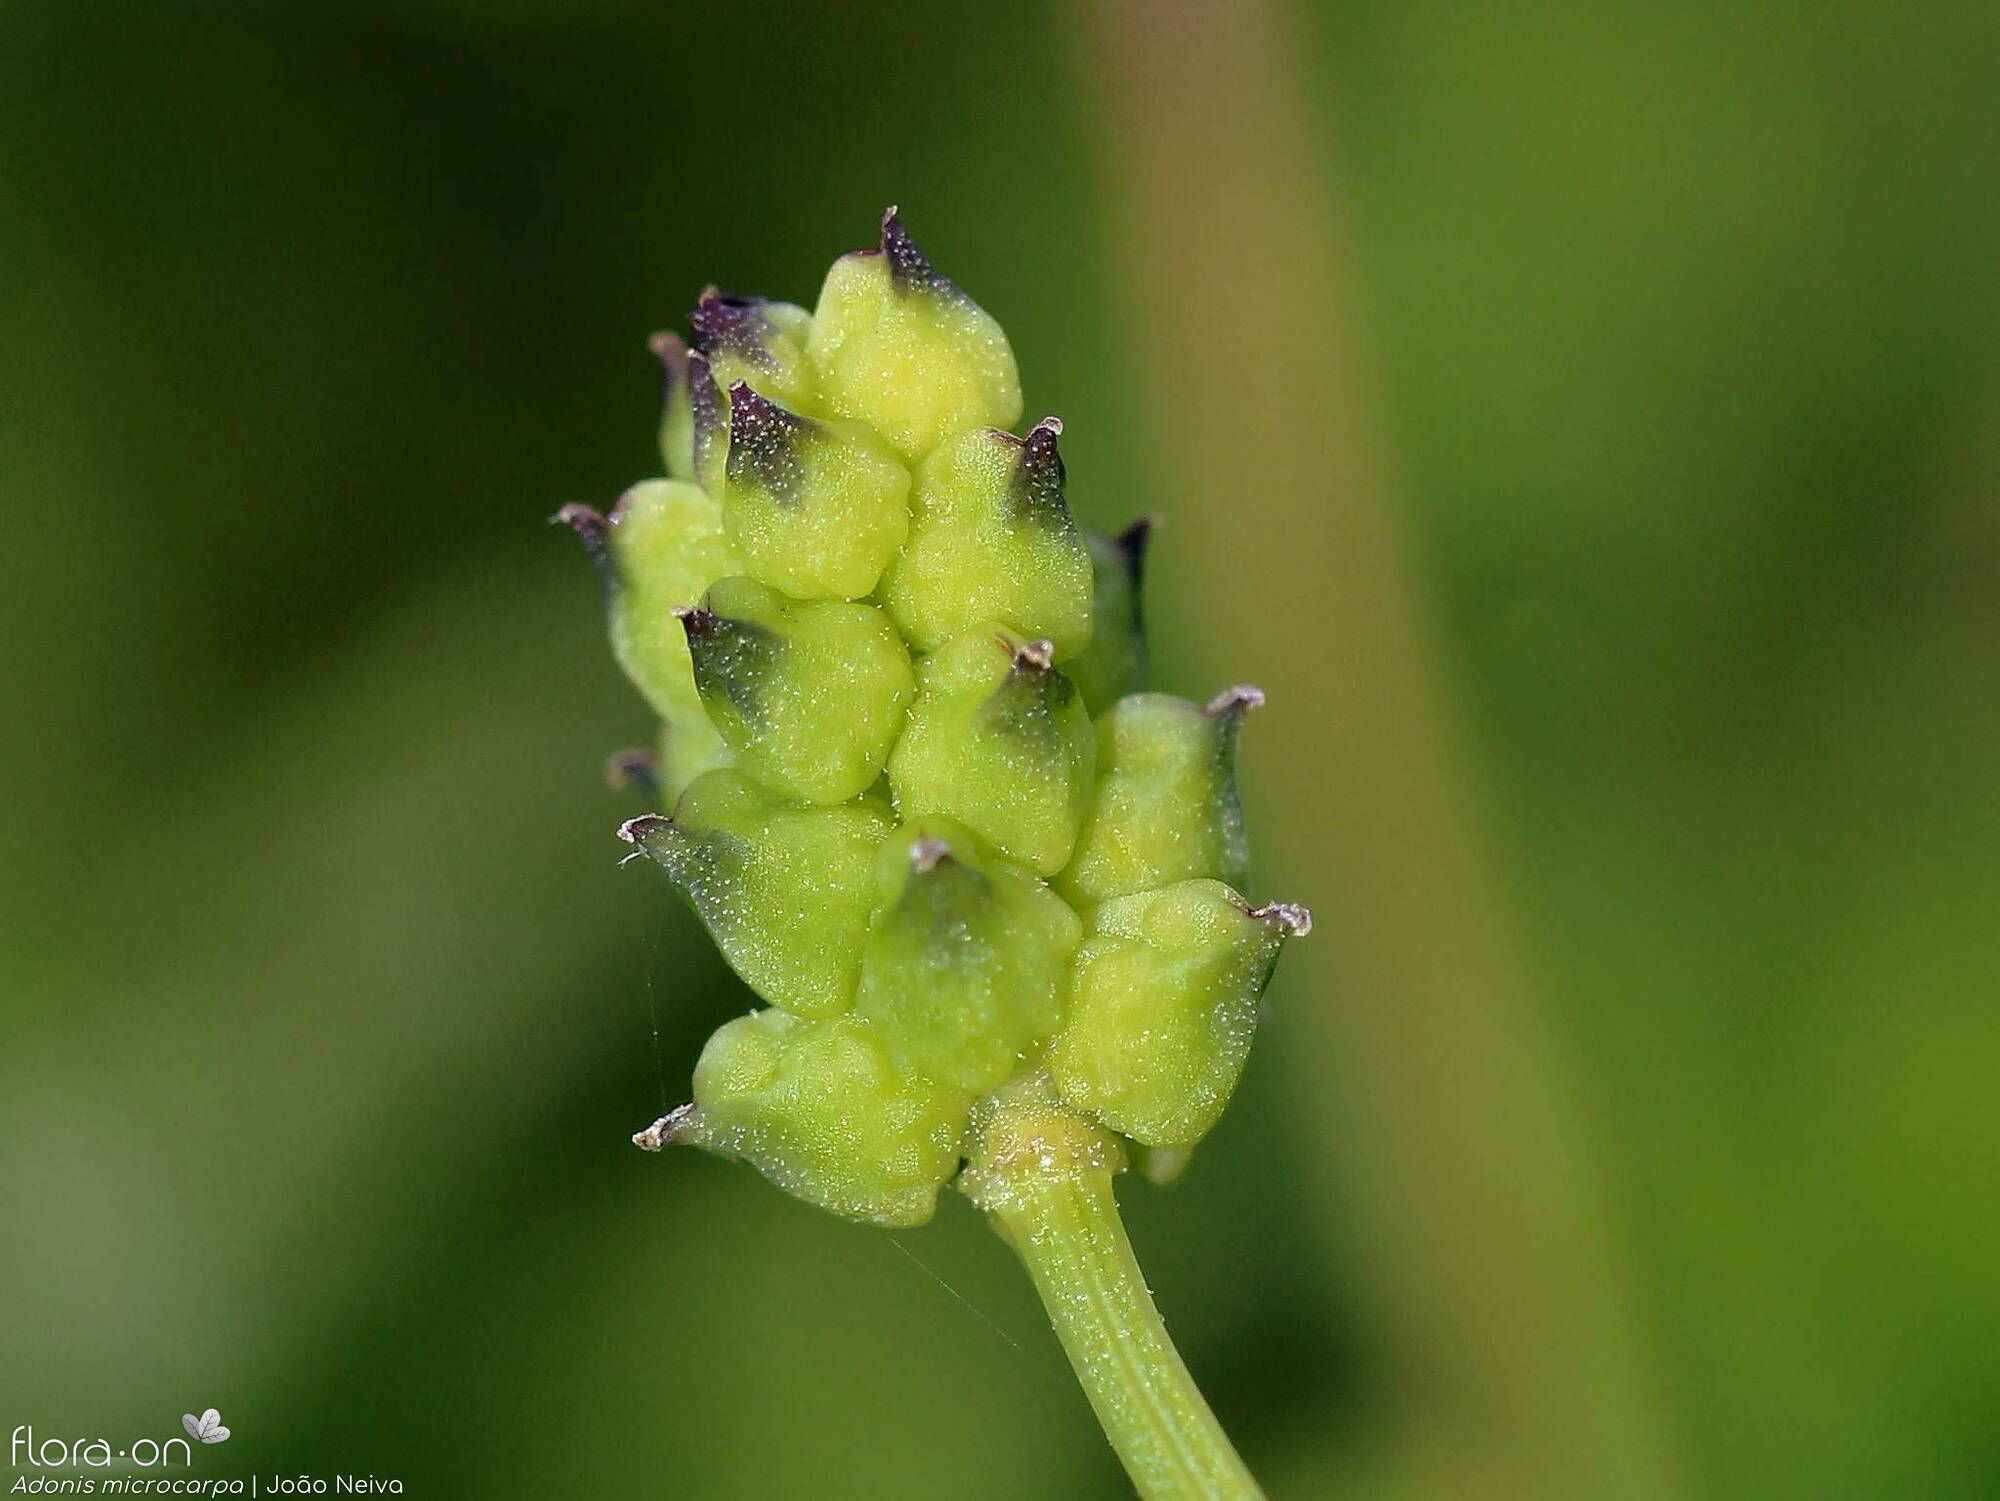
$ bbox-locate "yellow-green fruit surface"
[1061,689,1256,905]
[621,772,892,1020]
[682,575,913,805]
[687,1010,965,1228]
[854,819,1083,1094]
[805,213,1021,461]
[602,479,743,796]
[1048,880,1302,1150]
[719,385,911,601]
[881,421,1093,659]
[887,630,1096,876]
[587,211,1304,1226]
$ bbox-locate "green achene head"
[575,210,1309,1228]
[680,575,913,805]
[558,479,742,799]
[854,818,1083,1095]
[1049,881,1311,1157]
[882,418,1094,660]
[1064,517,1154,715]
[674,1010,966,1228]
[650,332,697,483]
[888,629,1097,877]
[689,288,816,412]
[619,772,892,1020]
[1061,686,1260,905]
[718,383,911,600]
[805,207,1022,462]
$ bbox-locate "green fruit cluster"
[570,210,1307,1228]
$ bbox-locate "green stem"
[967,1098,1265,1500]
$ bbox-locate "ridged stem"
[966,1097,1264,1500]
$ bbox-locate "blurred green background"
[3,1,1994,1498]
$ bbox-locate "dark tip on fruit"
[1011,637,1056,674]
[1248,901,1313,937]
[673,601,760,656]
[604,747,659,796]
[615,811,679,868]
[690,288,780,367]
[724,381,811,502]
[632,1101,698,1151]
[983,634,1073,735]
[554,503,617,593]
[1205,685,1262,765]
[1205,684,1265,719]
[648,328,688,363]
[617,812,672,847]
[677,604,782,725]
[554,501,609,546]
[726,379,802,430]
[688,348,725,474]
[878,206,962,300]
[1003,418,1070,528]
[648,329,689,391]
[879,206,927,283]
[1115,514,1159,580]
[908,835,953,874]
[671,603,721,642]
[1022,416,1065,469]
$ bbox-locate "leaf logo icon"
[181,1409,230,1444]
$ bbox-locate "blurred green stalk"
[1069,2,1682,1497]
[968,1097,1268,1500]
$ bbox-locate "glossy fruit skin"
[881,420,1094,660]
[1048,881,1303,1151]
[685,1010,966,1228]
[1060,688,1259,906]
[587,210,1305,1226]
[680,576,914,805]
[854,818,1083,1095]
[886,629,1097,877]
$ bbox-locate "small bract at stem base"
[962,1086,1267,1501]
